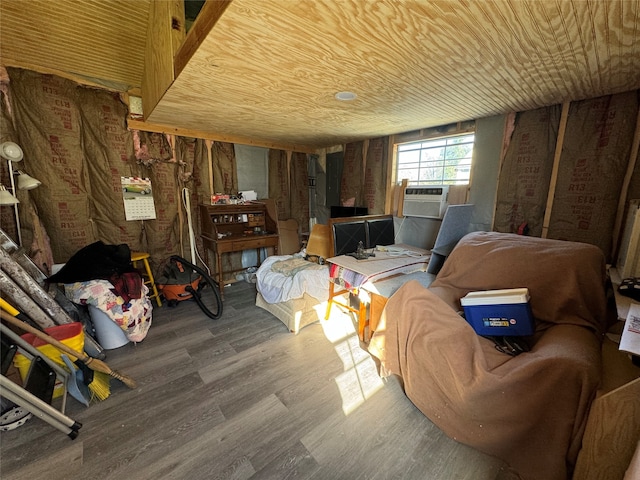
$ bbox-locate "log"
[0,247,71,325]
[0,269,55,328]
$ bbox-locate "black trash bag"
[47,241,136,284]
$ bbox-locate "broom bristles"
[88,371,111,401]
[0,312,138,390]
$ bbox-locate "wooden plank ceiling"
[1,0,640,152]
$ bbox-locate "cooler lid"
[460,288,530,306]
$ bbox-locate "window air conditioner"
[402,185,449,219]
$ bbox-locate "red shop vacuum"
[156,255,223,319]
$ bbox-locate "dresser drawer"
[232,236,278,250]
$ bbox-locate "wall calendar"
[121,177,157,221]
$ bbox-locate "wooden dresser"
[200,202,279,297]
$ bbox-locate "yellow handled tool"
[0,297,42,330]
[0,297,21,316]
[0,310,137,390]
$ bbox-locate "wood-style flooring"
[0,281,519,480]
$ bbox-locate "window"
[396,133,475,185]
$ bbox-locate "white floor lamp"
[0,142,41,245]
[0,184,19,205]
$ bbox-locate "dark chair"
[366,217,395,248]
[332,221,367,256]
[426,204,474,274]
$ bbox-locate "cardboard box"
[461,288,534,336]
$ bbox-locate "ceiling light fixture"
[335,91,357,101]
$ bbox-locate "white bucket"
[51,263,66,275]
[88,306,130,350]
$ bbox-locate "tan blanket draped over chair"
[369,231,608,480]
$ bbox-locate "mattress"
[256,254,329,303]
[255,291,327,333]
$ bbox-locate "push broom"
[0,310,137,399]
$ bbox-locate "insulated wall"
[5,68,221,271]
[494,90,639,259]
[494,106,560,236]
[363,137,389,215]
[547,92,638,256]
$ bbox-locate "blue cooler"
[460,288,534,336]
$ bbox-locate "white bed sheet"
[256,255,329,304]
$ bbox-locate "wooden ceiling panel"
[148,0,640,149]
[0,0,150,91]
[2,0,639,150]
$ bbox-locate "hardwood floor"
[0,281,518,479]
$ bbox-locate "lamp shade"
[0,185,19,205]
[0,142,23,162]
[15,171,41,190]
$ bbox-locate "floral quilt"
[64,279,152,342]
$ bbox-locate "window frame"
[395,132,475,187]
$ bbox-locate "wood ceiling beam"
[127,118,320,154]
[142,1,186,121]
[174,0,233,78]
